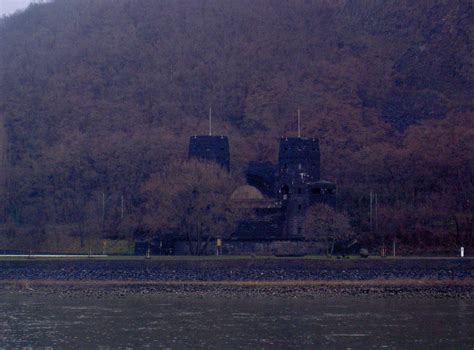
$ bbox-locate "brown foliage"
[0,0,472,252]
[142,160,245,255]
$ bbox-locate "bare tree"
[142,160,244,255]
[304,204,353,256]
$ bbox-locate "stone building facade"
[186,134,336,254]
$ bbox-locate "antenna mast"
[297,109,301,138]
[209,108,212,136]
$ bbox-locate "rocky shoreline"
[1,258,473,298]
[2,281,473,299]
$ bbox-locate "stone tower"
[188,135,230,170]
[276,137,336,237]
[278,137,320,188]
[276,137,319,237]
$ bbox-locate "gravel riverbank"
[1,258,472,298]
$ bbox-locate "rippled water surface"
[1,292,473,349]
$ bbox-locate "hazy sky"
[0,0,37,17]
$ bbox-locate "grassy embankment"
[0,254,469,261]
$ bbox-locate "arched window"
[281,185,290,195]
[312,187,321,194]
[281,185,290,200]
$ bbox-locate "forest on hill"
[0,0,472,253]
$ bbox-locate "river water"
[0,293,473,349]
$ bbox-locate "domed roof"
[231,185,264,200]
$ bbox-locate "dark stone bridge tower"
[188,135,230,170]
[277,137,336,237]
[277,137,320,237]
[187,131,336,240]
[278,137,321,187]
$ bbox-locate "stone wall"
[175,239,325,256]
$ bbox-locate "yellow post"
[216,238,222,256]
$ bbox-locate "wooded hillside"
[0,0,472,252]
